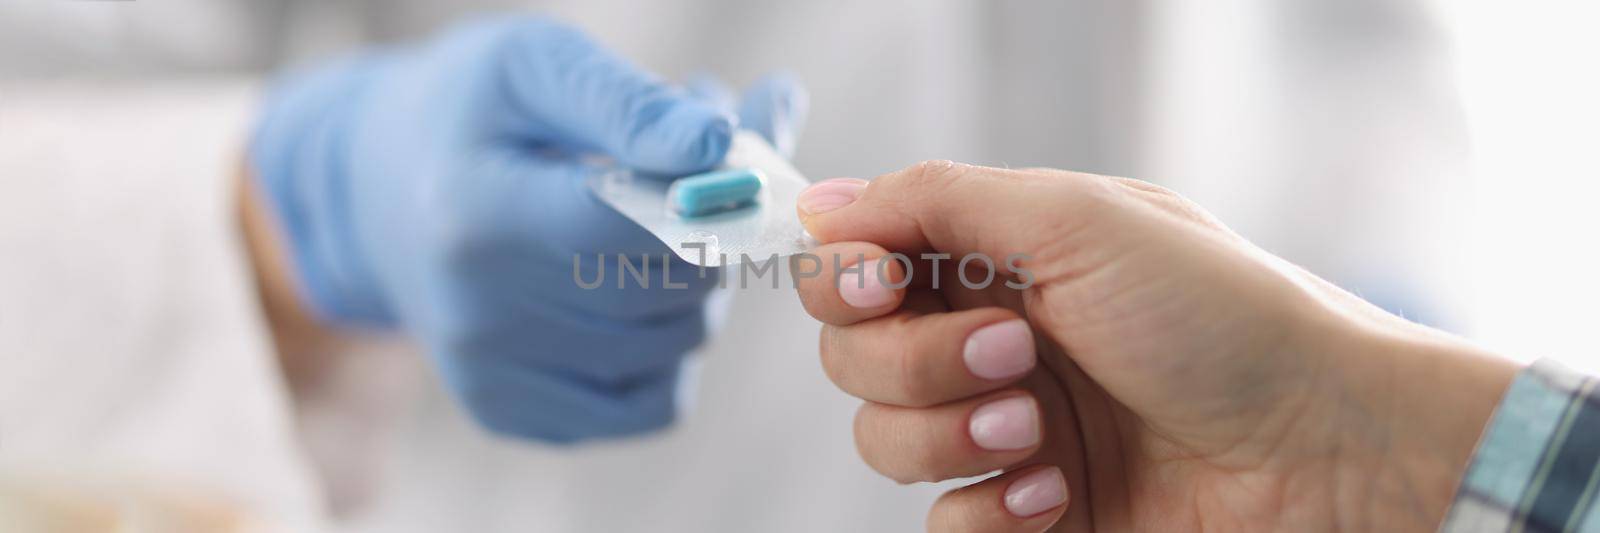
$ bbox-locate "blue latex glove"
[250,16,808,442]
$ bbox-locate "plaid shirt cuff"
[1443,359,1600,532]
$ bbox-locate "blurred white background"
[1436,1,1600,373]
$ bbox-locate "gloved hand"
[249,16,808,442]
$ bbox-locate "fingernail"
[968,396,1040,451]
[964,319,1036,380]
[838,258,895,308]
[1004,466,1068,518]
[798,178,866,215]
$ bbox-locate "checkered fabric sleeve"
[1443,359,1600,532]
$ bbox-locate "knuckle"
[1109,176,1229,229]
[872,160,983,209]
[926,490,978,533]
[1061,172,1131,213]
[1111,175,1176,196]
[851,406,887,471]
[908,159,960,178]
[874,160,938,191]
[818,326,848,387]
[895,160,966,188]
[893,327,940,407]
[853,405,938,484]
[895,437,946,483]
[473,15,596,92]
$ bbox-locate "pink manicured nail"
[838,258,895,308]
[1004,467,1068,518]
[798,178,867,215]
[964,319,1036,380]
[968,396,1040,451]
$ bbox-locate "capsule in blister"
[667,168,765,217]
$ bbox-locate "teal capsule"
[668,168,764,217]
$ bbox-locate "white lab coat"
[0,1,1472,531]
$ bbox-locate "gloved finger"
[683,73,738,117]
[432,277,710,381]
[737,71,809,158]
[460,144,677,256]
[821,303,1037,408]
[853,389,1043,483]
[792,240,908,326]
[450,146,719,320]
[493,17,732,175]
[427,152,716,380]
[927,464,1070,532]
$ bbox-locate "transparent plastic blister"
[588,130,817,267]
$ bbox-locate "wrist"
[238,159,349,387]
[1319,314,1518,531]
[249,52,397,326]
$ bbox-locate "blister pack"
[588,130,817,267]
